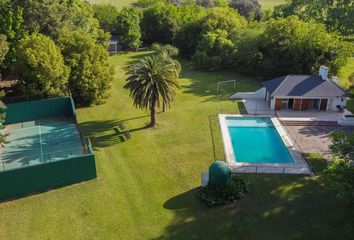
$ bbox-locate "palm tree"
[124,54,180,127]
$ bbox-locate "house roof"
[263,75,349,98]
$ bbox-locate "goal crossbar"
[216,80,237,93]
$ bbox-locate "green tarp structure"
[209,161,231,187]
[0,97,96,201]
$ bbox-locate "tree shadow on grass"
[78,116,153,149]
[153,167,354,240]
[126,51,155,65]
[179,61,262,102]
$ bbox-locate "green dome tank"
[208,161,231,187]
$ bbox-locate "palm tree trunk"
[150,100,156,127]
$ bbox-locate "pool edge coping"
[218,114,312,175]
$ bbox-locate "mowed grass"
[87,0,134,7]
[0,52,353,240]
[87,0,285,9]
[259,0,285,10]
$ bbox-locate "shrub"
[151,43,179,57]
[325,159,354,204]
[324,131,354,204]
[200,175,249,206]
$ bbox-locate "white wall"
[270,98,276,110]
[329,97,347,111]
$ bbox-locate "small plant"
[151,43,179,57]
[200,175,249,206]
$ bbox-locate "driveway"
[284,125,354,160]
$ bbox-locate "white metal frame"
[216,80,237,93]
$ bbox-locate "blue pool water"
[226,117,294,164]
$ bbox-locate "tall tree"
[16,34,69,96]
[141,2,180,44]
[59,30,114,105]
[0,1,27,70]
[93,4,119,34]
[124,55,180,127]
[116,7,142,49]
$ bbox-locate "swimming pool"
[226,117,294,164]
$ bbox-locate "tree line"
[94,0,353,82]
[0,0,353,106]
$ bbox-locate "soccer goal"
[216,80,237,93]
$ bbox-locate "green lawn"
[0,52,353,239]
[87,0,134,7]
[87,0,285,9]
[260,0,285,10]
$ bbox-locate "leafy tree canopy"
[116,7,142,49]
[239,16,351,78]
[202,7,247,34]
[0,35,9,69]
[59,30,114,105]
[93,4,119,34]
[273,0,354,36]
[192,29,236,69]
[141,2,180,44]
[0,0,27,70]
[16,34,69,96]
[10,0,105,41]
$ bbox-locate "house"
[263,66,349,111]
[108,35,121,54]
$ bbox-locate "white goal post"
[216,80,237,93]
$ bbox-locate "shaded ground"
[285,125,354,159]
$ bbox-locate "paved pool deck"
[219,114,312,175]
[284,125,354,160]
